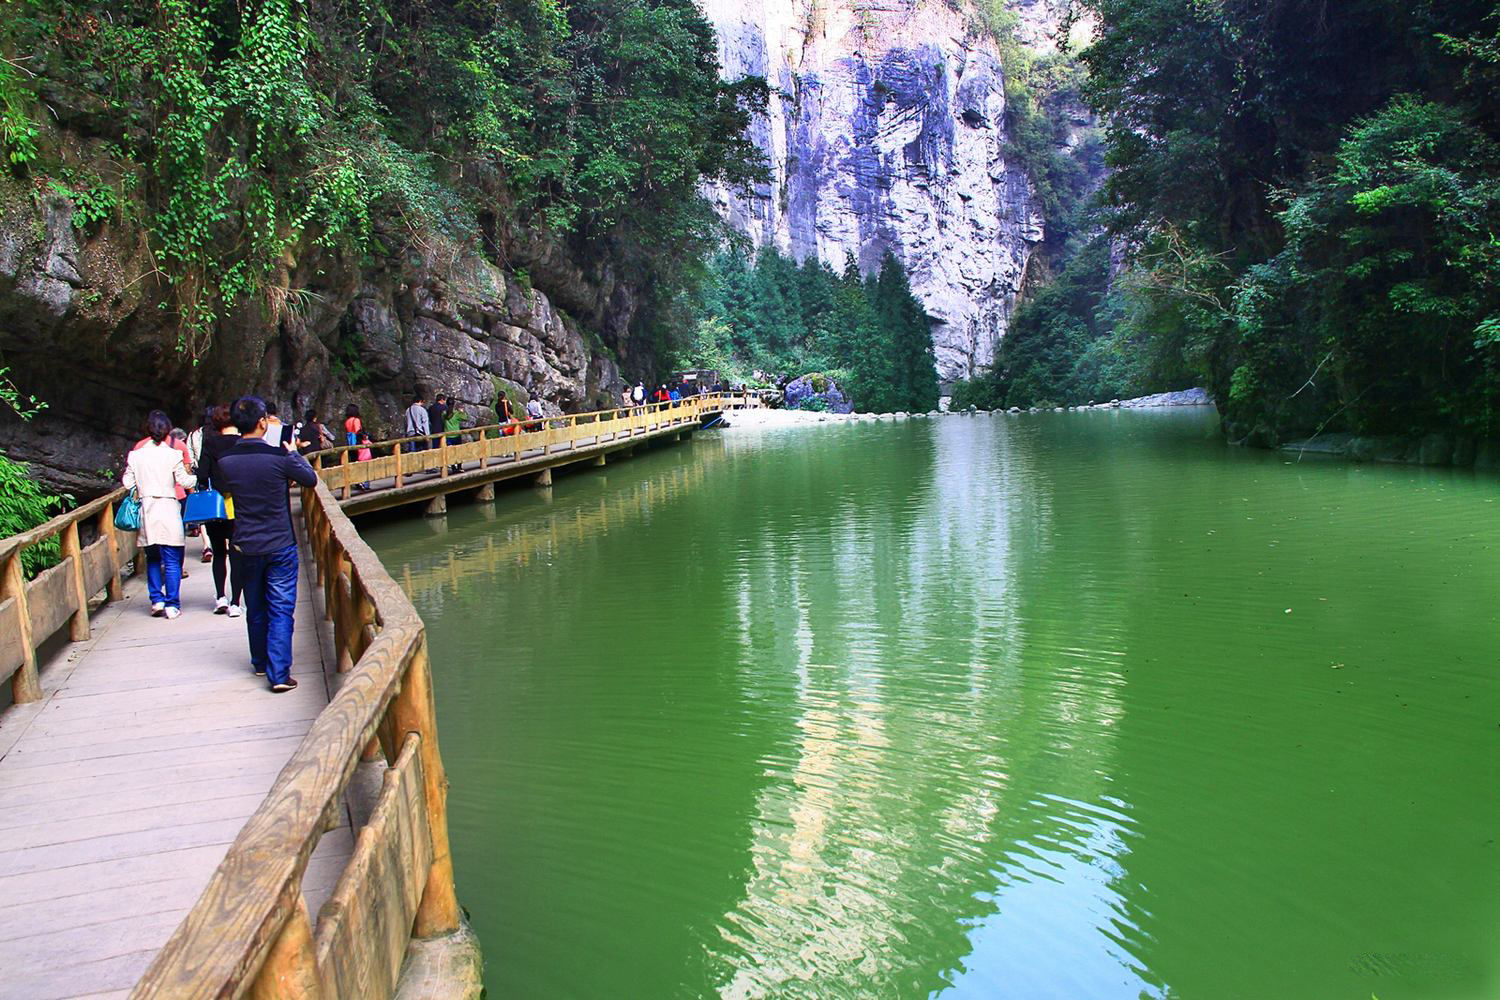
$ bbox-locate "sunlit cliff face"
[700,0,1050,383]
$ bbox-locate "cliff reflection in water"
[366,408,1500,999]
[370,419,1161,998]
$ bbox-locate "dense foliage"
[952,236,1165,410]
[0,0,764,358]
[0,370,64,577]
[1068,0,1500,444]
[680,246,939,413]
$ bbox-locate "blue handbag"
[113,490,141,532]
[182,488,228,527]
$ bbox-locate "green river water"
[365,409,1500,1000]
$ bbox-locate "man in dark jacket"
[426,393,449,451]
[216,395,319,693]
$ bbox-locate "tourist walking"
[196,403,244,617]
[444,404,465,474]
[296,409,333,457]
[427,394,450,459]
[214,396,318,693]
[405,391,430,451]
[343,403,363,446]
[263,401,286,449]
[524,395,543,432]
[632,382,645,411]
[123,411,197,619]
[497,393,517,436]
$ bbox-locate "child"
[353,430,374,492]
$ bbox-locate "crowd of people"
[122,396,318,693]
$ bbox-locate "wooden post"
[247,897,323,1000]
[98,501,122,602]
[394,442,404,488]
[439,435,449,479]
[2,551,39,703]
[61,521,89,641]
[593,453,606,467]
[389,639,461,938]
[534,467,552,490]
[339,448,349,502]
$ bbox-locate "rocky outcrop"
[0,178,631,494]
[701,0,1052,383]
[783,373,853,413]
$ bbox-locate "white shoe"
[214,597,230,615]
[150,603,165,617]
[226,604,242,619]
[163,607,181,620]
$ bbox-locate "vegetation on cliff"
[1071,0,1500,444]
[680,245,940,413]
[0,0,764,357]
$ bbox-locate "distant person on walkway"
[497,394,517,436]
[263,401,286,449]
[405,391,430,451]
[444,405,465,474]
[196,403,244,617]
[620,387,632,410]
[296,410,333,458]
[124,411,197,619]
[343,404,363,446]
[427,394,450,457]
[524,396,543,432]
[632,382,645,412]
[189,407,215,563]
[353,430,374,493]
[215,395,318,693]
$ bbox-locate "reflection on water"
[367,411,1500,1000]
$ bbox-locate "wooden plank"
[315,736,431,1000]
[2,551,38,702]
[0,594,21,684]
[26,559,79,646]
[82,535,115,600]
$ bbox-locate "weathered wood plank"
[315,735,431,1000]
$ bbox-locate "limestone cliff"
[0,183,633,493]
[702,0,1064,382]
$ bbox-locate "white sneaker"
[226,604,242,619]
[214,597,230,615]
[150,603,165,617]
[163,607,181,620]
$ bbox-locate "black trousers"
[205,520,242,604]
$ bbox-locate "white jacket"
[123,441,197,547]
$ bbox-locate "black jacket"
[196,431,240,491]
[214,438,318,555]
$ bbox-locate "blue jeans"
[145,545,184,609]
[240,543,299,686]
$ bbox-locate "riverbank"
[722,387,1216,430]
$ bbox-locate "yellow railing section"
[310,390,755,499]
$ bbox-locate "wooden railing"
[0,488,136,704]
[309,391,755,499]
[132,478,458,998]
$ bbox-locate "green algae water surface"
[365,409,1500,999]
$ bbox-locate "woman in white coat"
[123,411,197,618]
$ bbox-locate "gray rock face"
[783,374,853,413]
[702,0,1048,382]
[0,181,626,493]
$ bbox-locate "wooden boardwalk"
[0,533,350,1000]
[0,392,749,998]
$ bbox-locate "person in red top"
[132,409,193,500]
[343,403,363,446]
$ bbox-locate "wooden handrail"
[131,479,458,998]
[306,390,748,461]
[0,485,136,704]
